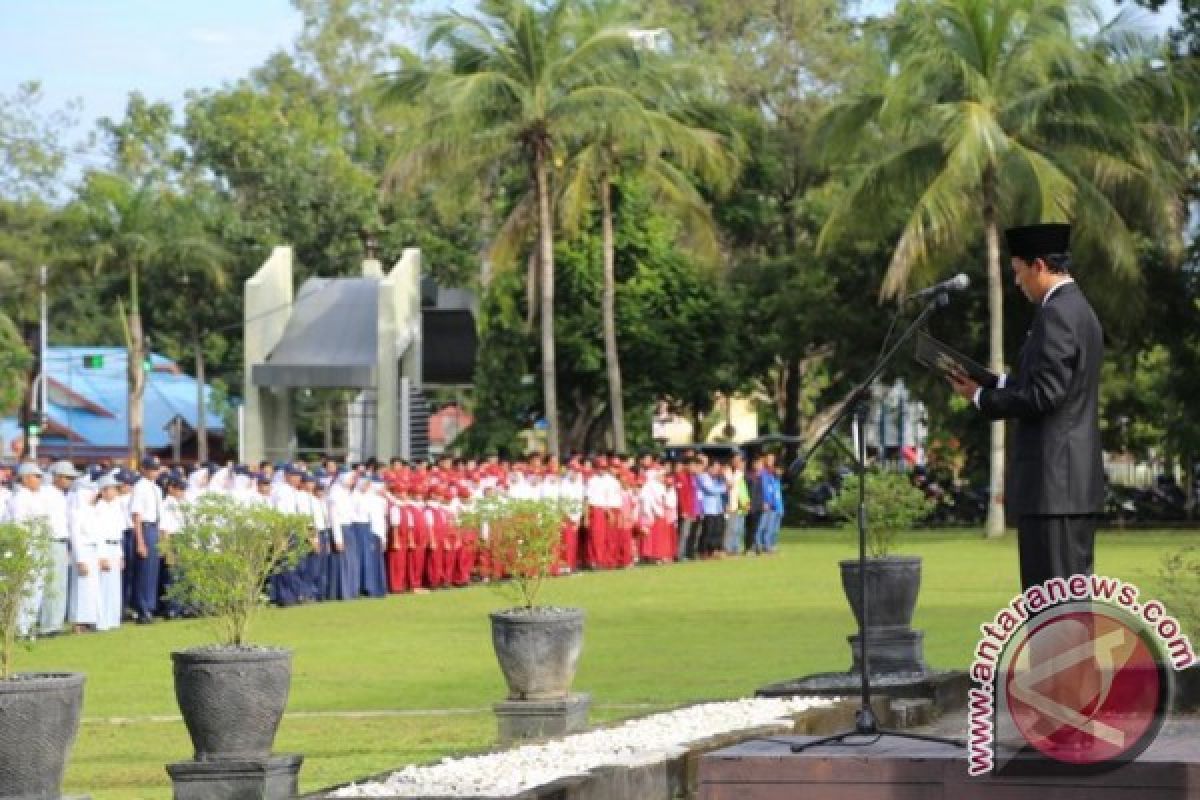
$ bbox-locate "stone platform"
[698,733,1200,799]
[757,669,969,716]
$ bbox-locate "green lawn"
[13,527,1197,799]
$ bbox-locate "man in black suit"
[949,224,1105,590]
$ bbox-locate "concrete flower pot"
[172,647,292,762]
[839,556,922,631]
[0,672,84,799]
[490,608,584,701]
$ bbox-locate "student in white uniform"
[9,462,50,636]
[327,471,359,600]
[69,477,101,632]
[93,475,126,631]
[159,476,187,618]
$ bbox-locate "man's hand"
[76,562,89,577]
[947,366,980,403]
[135,537,148,559]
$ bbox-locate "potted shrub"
[0,518,85,799]
[829,470,933,632]
[463,495,583,701]
[161,494,312,762]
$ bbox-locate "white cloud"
[187,27,237,47]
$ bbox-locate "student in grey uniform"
[40,460,79,634]
[117,470,136,617]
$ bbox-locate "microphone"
[905,272,969,302]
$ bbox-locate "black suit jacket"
[978,282,1104,516]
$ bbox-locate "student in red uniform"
[425,488,451,589]
[385,482,410,593]
[441,486,463,588]
[559,464,586,573]
[452,486,477,587]
[614,471,637,568]
[407,487,431,593]
[675,459,700,561]
[584,459,610,569]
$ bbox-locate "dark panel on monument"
[422,310,477,385]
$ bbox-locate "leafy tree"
[0,81,77,203]
[815,0,1189,536]
[379,0,656,457]
[467,179,737,453]
[71,172,226,460]
[0,82,81,425]
[183,55,379,281]
[644,0,874,457]
[556,9,738,452]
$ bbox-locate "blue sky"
[0,0,1180,157]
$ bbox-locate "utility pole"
[194,322,208,464]
[28,264,48,461]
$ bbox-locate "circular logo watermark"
[967,575,1194,777]
[1002,603,1169,766]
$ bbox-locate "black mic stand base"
[789,704,965,752]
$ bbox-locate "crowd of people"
[0,448,787,637]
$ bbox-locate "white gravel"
[332,696,833,798]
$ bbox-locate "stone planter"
[0,672,84,799]
[839,556,922,631]
[490,608,584,701]
[172,647,292,762]
[1174,664,1200,712]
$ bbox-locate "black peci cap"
[1005,223,1070,261]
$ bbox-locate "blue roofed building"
[0,346,226,462]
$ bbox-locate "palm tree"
[557,32,738,451]
[815,0,1186,537]
[378,0,651,458]
[76,174,227,462]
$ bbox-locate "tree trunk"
[480,171,496,289]
[524,248,538,334]
[781,356,801,465]
[982,168,1006,538]
[324,396,334,456]
[129,312,145,465]
[600,175,626,453]
[534,145,560,458]
[193,322,208,464]
[129,263,146,465]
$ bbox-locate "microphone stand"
[789,289,965,753]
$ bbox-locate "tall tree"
[379,0,651,458]
[0,82,81,441]
[73,173,226,461]
[642,0,869,456]
[557,14,738,451]
[816,0,1188,536]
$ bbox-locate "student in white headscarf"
[93,475,127,631]
[68,477,101,632]
[185,467,210,503]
